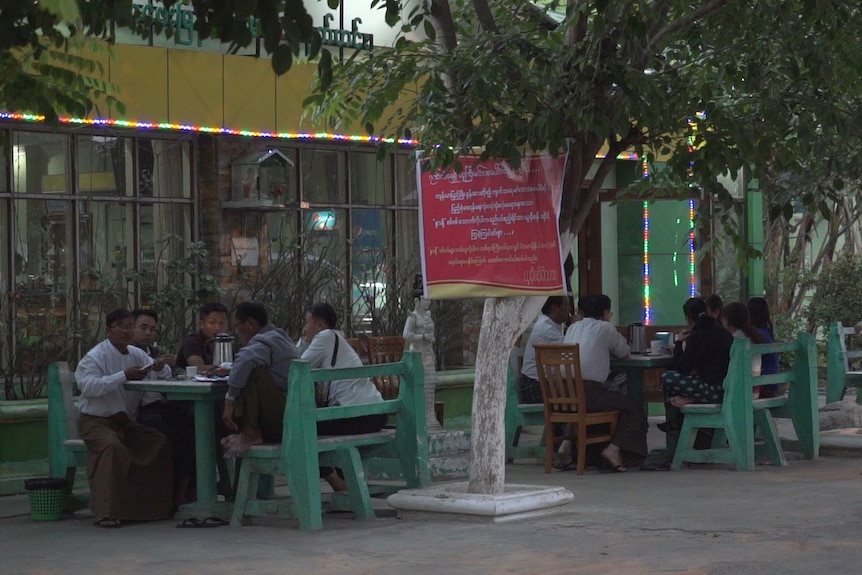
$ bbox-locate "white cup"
[649,340,664,355]
[185,366,198,379]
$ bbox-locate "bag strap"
[331,333,339,367]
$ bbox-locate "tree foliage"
[305,1,862,239]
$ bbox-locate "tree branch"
[646,0,733,53]
[472,0,498,33]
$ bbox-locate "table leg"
[625,368,645,408]
[193,399,217,505]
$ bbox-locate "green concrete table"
[610,353,674,407]
[124,379,230,518]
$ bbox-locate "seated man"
[221,301,299,457]
[298,302,386,492]
[75,309,173,528]
[557,294,648,472]
[518,296,571,404]
[176,302,229,370]
[131,308,196,507]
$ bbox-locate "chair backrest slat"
[534,343,587,416]
[365,336,406,399]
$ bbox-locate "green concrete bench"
[505,347,546,461]
[672,333,819,470]
[231,350,431,531]
[825,322,862,404]
[46,361,89,512]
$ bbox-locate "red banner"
[418,154,567,298]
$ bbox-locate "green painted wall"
[617,200,694,325]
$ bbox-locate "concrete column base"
[387,481,573,523]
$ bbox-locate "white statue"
[403,288,442,432]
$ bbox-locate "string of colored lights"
[640,155,697,324]
[0,112,420,146]
[0,112,649,162]
[688,199,697,297]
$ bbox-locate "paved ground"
[3,419,862,575]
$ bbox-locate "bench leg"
[754,409,786,467]
[336,448,375,521]
[671,420,696,470]
[230,461,260,527]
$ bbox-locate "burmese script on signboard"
[418,154,567,298]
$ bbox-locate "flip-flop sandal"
[640,462,672,471]
[201,516,230,526]
[553,461,577,471]
[176,517,230,528]
[94,517,122,528]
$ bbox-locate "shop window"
[76,135,132,197]
[350,151,391,205]
[138,139,191,198]
[139,203,192,304]
[12,131,69,194]
[301,149,346,203]
[395,152,418,206]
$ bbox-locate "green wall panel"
[616,199,695,326]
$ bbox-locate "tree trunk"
[468,296,544,493]
[467,234,576,494]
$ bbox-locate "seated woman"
[722,302,765,392]
[748,296,781,397]
[660,297,734,419]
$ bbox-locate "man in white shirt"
[563,295,630,390]
[298,302,385,491]
[556,295,647,472]
[519,296,571,403]
[75,309,173,528]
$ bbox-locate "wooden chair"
[365,336,406,399]
[346,337,366,362]
[533,344,620,475]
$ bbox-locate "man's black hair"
[234,301,268,326]
[105,309,132,328]
[198,302,228,321]
[578,294,612,319]
[309,302,338,329]
[541,296,567,315]
[132,308,158,323]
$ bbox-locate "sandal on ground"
[94,517,121,528]
[553,461,577,471]
[640,462,672,471]
[176,516,229,528]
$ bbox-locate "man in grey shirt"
[221,301,299,457]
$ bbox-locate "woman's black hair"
[722,302,764,343]
[682,297,713,329]
[747,296,774,337]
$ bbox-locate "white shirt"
[298,329,383,407]
[521,314,565,380]
[731,329,762,376]
[75,339,171,417]
[563,317,630,383]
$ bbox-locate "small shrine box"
[230,149,294,203]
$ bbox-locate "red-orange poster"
[418,154,567,298]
